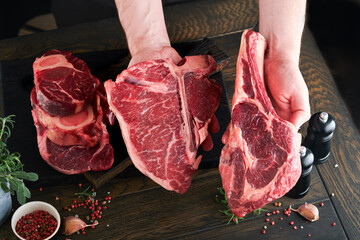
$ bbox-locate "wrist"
[264,35,301,65]
[115,0,171,57]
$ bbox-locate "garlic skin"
[292,203,319,222]
[63,216,98,235]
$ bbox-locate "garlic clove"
[63,216,98,235]
[291,203,319,222]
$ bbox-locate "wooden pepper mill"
[286,146,314,198]
[303,112,336,164]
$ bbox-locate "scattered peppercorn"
[307,233,311,237]
[332,222,336,226]
[39,187,43,191]
[265,218,270,222]
[290,221,295,225]
[270,221,275,226]
[262,229,266,234]
[294,226,298,230]
[319,202,324,207]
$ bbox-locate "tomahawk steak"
[104,56,221,193]
[219,30,301,217]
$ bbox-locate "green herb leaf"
[17,191,26,205]
[1,182,9,192]
[75,186,93,199]
[0,176,7,183]
[8,178,20,192]
[22,185,31,198]
[11,171,38,181]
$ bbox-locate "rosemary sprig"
[216,187,267,224]
[75,186,96,199]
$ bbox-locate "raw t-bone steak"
[31,50,114,174]
[104,56,221,193]
[219,30,301,217]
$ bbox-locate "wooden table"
[0,0,359,239]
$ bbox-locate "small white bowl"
[11,201,61,240]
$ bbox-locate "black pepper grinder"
[303,112,336,164]
[286,146,314,198]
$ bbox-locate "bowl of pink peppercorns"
[11,201,61,240]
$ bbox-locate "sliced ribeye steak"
[104,56,221,193]
[219,30,301,217]
[31,50,114,174]
[33,50,98,116]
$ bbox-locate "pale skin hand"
[115,0,219,151]
[222,0,310,144]
[259,0,311,130]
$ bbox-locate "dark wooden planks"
[300,28,360,240]
[0,169,343,239]
[0,167,343,240]
[0,0,259,62]
[178,198,346,240]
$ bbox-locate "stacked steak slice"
[31,50,114,174]
[105,56,221,193]
[219,30,301,217]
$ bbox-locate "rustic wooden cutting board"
[0,39,231,188]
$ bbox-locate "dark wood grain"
[300,28,360,240]
[0,0,358,239]
[0,0,259,62]
[0,167,341,240]
[179,198,346,240]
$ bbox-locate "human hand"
[264,57,310,130]
[128,46,182,67]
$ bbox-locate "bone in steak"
[104,56,221,193]
[219,30,301,217]
[31,88,103,147]
[31,50,114,174]
[33,50,97,116]
[32,109,114,174]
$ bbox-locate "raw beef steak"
[104,56,221,193]
[31,88,103,147]
[32,110,114,174]
[219,30,301,217]
[33,50,98,116]
[31,50,114,174]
